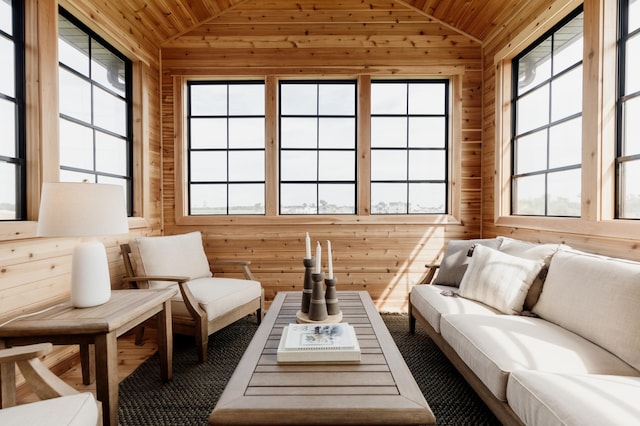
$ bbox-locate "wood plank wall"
[160,1,484,312]
[0,0,163,377]
[481,0,640,261]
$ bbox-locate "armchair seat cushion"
[171,277,262,321]
[0,392,98,426]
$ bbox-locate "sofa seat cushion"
[171,277,262,321]
[507,370,640,426]
[440,314,640,401]
[0,392,98,426]
[533,248,640,371]
[410,284,500,333]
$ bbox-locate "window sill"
[495,215,640,240]
[0,216,150,241]
[175,213,462,226]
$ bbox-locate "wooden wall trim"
[357,75,372,216]
[265,75,279,217]
[25,0,60,220]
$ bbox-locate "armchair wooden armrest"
[211,259,257,281]
[122,275,190,287]
[121,276,205,323]
[419,264,440,284]
[0,343,76,405]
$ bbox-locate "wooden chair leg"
[196,318,208,363]
[408,302,416,334]
[134,325,145,345]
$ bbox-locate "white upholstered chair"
[121,231,264,363]
[0,343,99,426]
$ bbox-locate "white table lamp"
[37,182,129,308]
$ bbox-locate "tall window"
[617,0,640,219]
[370,80,449,214]
[511,7,584,217]
[187,81,265,215]
[58,10,133,214]
[0,0,25,221]
[279,81,356,215]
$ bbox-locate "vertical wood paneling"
[160,1,483,311]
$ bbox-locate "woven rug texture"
[118,313,501,425]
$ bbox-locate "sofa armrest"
[419,264,440,284]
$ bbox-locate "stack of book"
[277,323,361,363]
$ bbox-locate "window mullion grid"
[405,83,410,214]
[226,84,230,215]
[316,84,320,214]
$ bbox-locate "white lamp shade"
[37,182,129,237]
[37,182,129,308]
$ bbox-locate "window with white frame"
[617,0,640,219]
[279,80,357,215]
[511,6,584,217]
[0,0,25,221]
[187,81,266,215]
[370,80,449,214]
[58,9,133,214]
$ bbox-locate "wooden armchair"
[120,231,264,363]
[0,343,99,425]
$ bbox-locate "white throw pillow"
[459,245,544,314]
[498,237,563,310]
[131,231,213,288]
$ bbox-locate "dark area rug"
[118,313,501,425]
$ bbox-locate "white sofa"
[409,237,640,426]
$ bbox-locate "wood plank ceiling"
[117,0,527,47]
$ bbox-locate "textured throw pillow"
[498,237,563,311]
[533,248,640,371]
[459,245,544,314]
[434,238,502,287]
[131,231,213,288]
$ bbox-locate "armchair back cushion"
[130,231,212,288]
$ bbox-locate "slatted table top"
[209,291,435,425]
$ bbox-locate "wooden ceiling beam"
[392,0,482,44]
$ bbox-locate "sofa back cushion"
[498,237,563,310]
[459,245,544,314]
[130,231,213,289]
[434,238,502,287]
[533,248,640,371]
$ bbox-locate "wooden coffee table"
[209,291,435,425]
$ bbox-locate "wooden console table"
[0,288,176,426]
[209,291,435,425]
